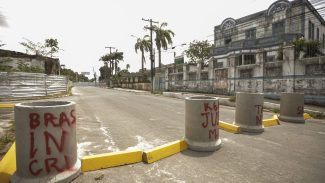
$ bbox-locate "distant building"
[0,49,60,74]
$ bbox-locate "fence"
[154,75,325,106]
[0,72,68,99]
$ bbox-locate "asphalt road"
[66,86,325,183]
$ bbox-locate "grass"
[309,112,325,119]
[271,108,280,114]
[229,96,236,102]
[0,133,14,151]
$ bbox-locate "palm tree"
[153,22,175,68]
[45,38,59,58]
[111,51,124,75]
[135,35,150,72]
[126,64,130,71]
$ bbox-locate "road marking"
[77,141,92,157]
[125,135,166,151]
[317,132,325,135]
[95,115,120,152]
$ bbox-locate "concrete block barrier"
[235,92,264,133]
[11,101,81,183]
[279,93,305,123]
[185,96,222,151]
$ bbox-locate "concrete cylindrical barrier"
[185,96,222,151]
[279,92,305,123]
[235,92,264,133]
[11,101,81,183]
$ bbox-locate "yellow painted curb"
[0,104,15,108]
[80,150,142,172]
[304,113,312,120]
[0,142,16,183]
[219,121,240,133]
[143,139,188,164]
[263,119,278,127]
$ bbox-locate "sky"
[0,0,285,77]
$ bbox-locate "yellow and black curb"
[0,142,16,183]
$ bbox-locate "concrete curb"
[263,115,280,127]
[113,88,150,95]
[0,104,15,108]
[0,142,16,183]
[143,139,188,164]
[80,150,143,172]
[219,121,240,133]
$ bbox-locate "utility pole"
[142,18,158,93]
[105,46,116,87]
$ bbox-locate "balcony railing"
[213,33,301,56]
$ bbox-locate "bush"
[229,96,236,102]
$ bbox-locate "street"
[64,86,325,183]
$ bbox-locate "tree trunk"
[141,51,144,73]
[158,47,162,68]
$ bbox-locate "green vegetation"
[61,68,89,82]
[134,35,150,72]
[20,37,60,57]
[229,95,236,102]
[292,39,322,59]
[153,22,175,68]
[309,112,325,119]
[271,108,280,114]
[185,40,212,68]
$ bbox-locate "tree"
[111,51,124,75]
[45,38,59,58]
[135,35,150,72]
[0,11,7,27]
[185,40,212,68]
[153,22,175,68]
[20,38,48,56]
[0,40,5,47]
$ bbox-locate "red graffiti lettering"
[45,158,65,173]
[297,105,304,115]
[29,113,40,129]
[209,128,218,140]
[70,110,76,124]
[64,155,70,169]
[44,113,59,127]
[29,159,42,176]
[201,111,209,128]
[59,112,70,127]
[201,102,219,128]
[29,132,38,159]
[44,130,67,155]
[255,105,263,126]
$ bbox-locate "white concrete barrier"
[279,93,305,123]
[12,101,81,183]
[235,92,264,133]
[185,96,222,151]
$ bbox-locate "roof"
[0,49,59,61]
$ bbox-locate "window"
[235,55,242,66]
[224,36,232,45]
[309,20,315,40]
[323,34,325,49]
[244,55,256,65]
[245,28,256,39]
[272,21,285,35]
[240,69,253,78]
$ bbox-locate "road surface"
[63,86,325,183]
